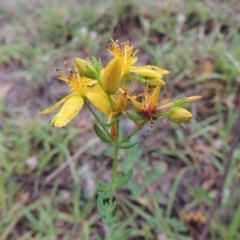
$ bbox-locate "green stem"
[119,120,147,144]
[111,141,120,185]
[107,94,115,111]
[107,119,120,239]
[85,100,111,138]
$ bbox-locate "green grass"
[1,0,240,239]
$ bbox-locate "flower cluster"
[41,39,201,128]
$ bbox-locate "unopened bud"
[185,96,202,103]
[75,58,97,79]
[147,77,166,87]
[168,107,193,123]
[102,58,122,94]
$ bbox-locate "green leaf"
[102,116,120,126]
[97,181,108,191]
[94,124,112,144]
[115,169,133,189]
[126,111,142,121]
[111,201,117,213]
[115,229,131,240]
[229,203,240,238]
[120,140,141,149]
[98,190,112,199]
[109,211,122,224]
[97,195,107,216]
[95,236,102,240]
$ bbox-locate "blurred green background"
[0,0,240,239]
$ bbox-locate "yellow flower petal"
[149,86,160,110]
[130,66,158,77]
[107,40,139,74]
[40,93,76,114]
[151,66,170,75]
[130,65,170,77]
[146,77,166,87]
[52,95,84,127]
[102,58,122,94]
[86,85,112,116]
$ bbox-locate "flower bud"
[185,96,202,103]
[168,107,193,123]
[75,58,97,79]
[146,77,166,87]
[102,58,122,94]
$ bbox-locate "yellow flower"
[40,63,111,127]
[108,89,131,123]
[122,86,161,120]
[167,107,193,123]
[107,40,139,75]
[107,40,170,86]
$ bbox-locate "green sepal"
[126,111,143,121]
[94,124,112,144]
[173,98,186,107]
[119,140,141,149]
[115,169,133,189]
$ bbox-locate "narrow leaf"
[97,195,106,216]
[94,124,112,144]
[115,169,133,189]
[111,201,117,213]
[120,140,141,149]
[98,189,112,199]
[97,181,108,191]
[102,117,119,126]
[110,211,122,224]
[116,229,131,240]
[126,111,142,121]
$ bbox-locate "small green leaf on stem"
[110,211,122,224]
[97,181,109,191]
[94,124,112,144]
[115,169,133,189]
[120,140,141,149]
[97,195,107,216]
[116,229,132,240]
[126,111,143,121]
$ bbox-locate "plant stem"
[119,120,147,144]
[107,119,120,239]
[85,100,111,138]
